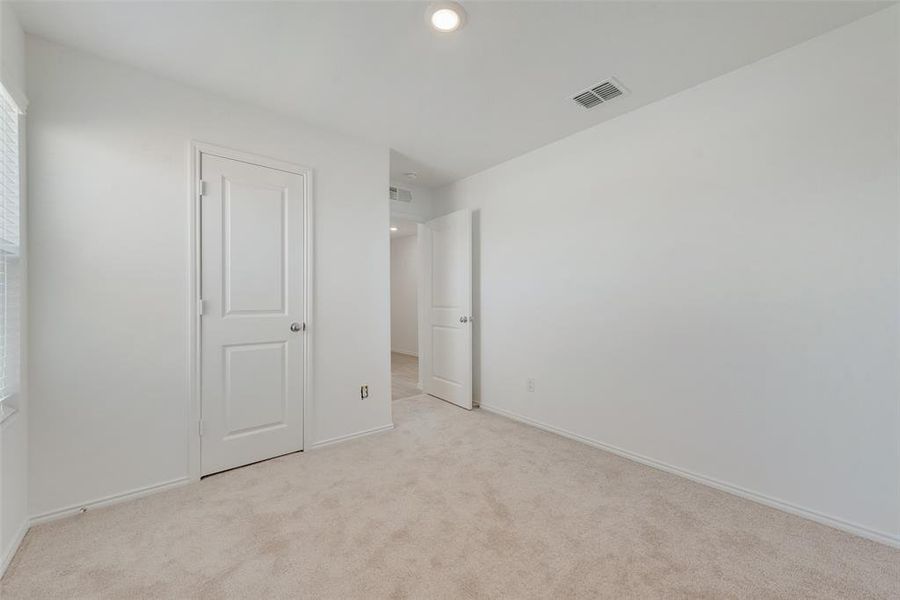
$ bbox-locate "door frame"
[187,141,314,481]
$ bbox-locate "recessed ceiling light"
[404,172,418,180]
[390,227,399,232]
[427,2,467,33]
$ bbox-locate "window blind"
[0,84,21,402]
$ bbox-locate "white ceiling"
[12,1,890,188]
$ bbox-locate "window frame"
[0,81,25,425]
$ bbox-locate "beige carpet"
[391,352,419,400]
[3,396,899,599]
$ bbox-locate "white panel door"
[200,153,305,476]
[419,209,472,409]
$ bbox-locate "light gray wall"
[25,36,392,517]
[390,235,418,356]
[436,7,900,543]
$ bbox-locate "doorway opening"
[390,218,422,400]
[389,208,473,409]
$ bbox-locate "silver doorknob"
[459,316,468,323]
[290,322,303,332]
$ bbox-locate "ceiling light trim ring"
[426,2,467,33]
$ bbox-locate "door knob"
[290,322,303,332]
[459,316,468,323]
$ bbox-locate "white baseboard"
[310,422,394,450]
[0,518,29,578]
[29,476,192,527]
[480,403,900,549]
[391,349,418,358]
[26,424,394,527]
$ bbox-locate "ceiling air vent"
[390,186,413,203]
[572,78,627,109]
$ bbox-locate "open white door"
[200,152,307,476]
[419,209,472,409]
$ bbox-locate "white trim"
[304,165,316,461]
[188,141,315,480]
[309,422,394,450]
[197,142,313,177]
[29,477,191,527]
[390,349,418,358]
[187,144,201,481]
[0,517,29,577]
[480,403,900,549]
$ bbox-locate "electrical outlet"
[360,385,369,399]
[527,378,535,392]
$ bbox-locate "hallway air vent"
[572,78,627,109]
[390,186,413,203]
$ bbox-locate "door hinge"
[198,180,207,198]
[198,299,206,315]
[198,420,204,437]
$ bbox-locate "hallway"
[391,352,419,400]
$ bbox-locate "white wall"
[435,7,900,544]
[25,36,392,518]
[390,235,418,356]
[0,1,29,574]
[1,2,25,105]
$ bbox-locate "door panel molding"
[188,141,314,481]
